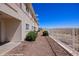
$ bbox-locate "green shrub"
[34,31,38,36]
[43,31,49,36]
[25,31,37,41]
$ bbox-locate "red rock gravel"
[5,32,71,56]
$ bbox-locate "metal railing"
[48,29,79,51]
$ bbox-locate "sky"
[32,3,79,28]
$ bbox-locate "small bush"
[43,31,49,36]
[25,31,37,41]
[34,31,38,36]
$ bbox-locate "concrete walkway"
[4,32,71,56]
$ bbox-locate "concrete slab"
[0,42,21,55]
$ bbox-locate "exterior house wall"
[34,22,38,31]
[0,3,38,42]
[0,19,6,42]
[4,19,21,42]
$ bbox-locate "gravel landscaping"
[4,32,71,56]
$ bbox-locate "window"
[32,26,34,30]
[26,24,29,30]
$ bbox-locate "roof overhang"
[24,3,39,25]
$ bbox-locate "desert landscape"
[48,28,79,51]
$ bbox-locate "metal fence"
[48,29,79,51]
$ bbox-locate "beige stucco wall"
[34,21,38,31]
[0,16,22,42]
[0,3,38,42]
[5,19,21,42]
[0,19,6,42]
